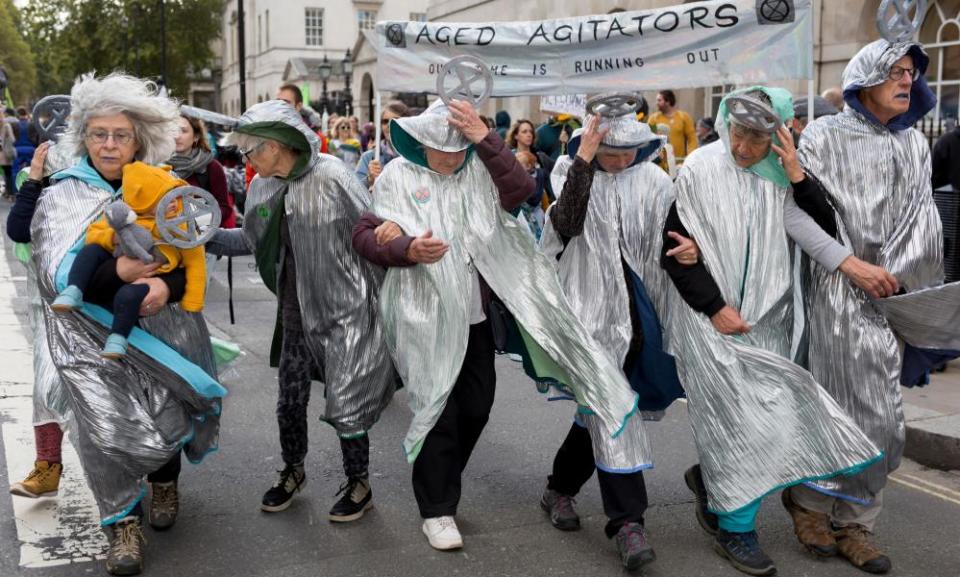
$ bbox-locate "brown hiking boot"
[9,461,62,498]
[106,516,146,576]
[835,525,892,574]
[781,488,837,557]
[148,481,179,530]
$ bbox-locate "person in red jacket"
[169,114,236,228]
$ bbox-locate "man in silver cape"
[353,99,644,551]
[790,39,958,573]
[208,100,395,521]
[667,86,880,576]
[535,109,681,571]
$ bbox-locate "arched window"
[921,0,960,122]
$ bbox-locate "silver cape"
[240,101,395,437]
[372,103,643,462]
[539,117,671,471]
[31,175,223,525]
[669,134,880,514]
[797,40,949,503]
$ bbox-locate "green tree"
[21,0,223,100]
[0,0,38,105]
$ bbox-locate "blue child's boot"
[51,285,83,313]
[101,334,129,360]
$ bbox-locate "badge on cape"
[413,187,431,204]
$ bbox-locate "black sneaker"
[684,464,719,535]
[714,529,777,576]
[540,487,581,531]
[328,477,373,522]
[105,516,145,576]
[615,522,656,572]
[261,463,306,512]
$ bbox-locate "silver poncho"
[31,172,224,525]
[239,101,395,437]
[538,117,674,471]
[798,40,951,503]
[669,130,880,513]
[372,103,642,462]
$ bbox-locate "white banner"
[375,0,812,96]
[539,94,588,117]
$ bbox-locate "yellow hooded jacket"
[85,161,206,312]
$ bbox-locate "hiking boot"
[781,487,837,557]
[835,525,892,574]
[105,516,145,576]
[713,529,777,576]
[148,481,179,531]
[422,516,463,550]
[540,487,580,531]
[684,464,719,535]
[9,460,62,498]
[615,521,656,572]
[261,463,306,512]
[328,477,373,522]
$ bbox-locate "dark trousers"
[413,321,496,518]
[68,245,149,338]
[1,165,14,197]
[547,422,649,538]
[276,323,369,477]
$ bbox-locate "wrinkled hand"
[405,230,449,264]
[367,159,382,186]
[446,100,489,144]
[839,255,899,299]
[115,255,160,282]
[133,277,170,316]
[710,305,752,335]
[665,231,700,265]
[28,141,52,181]
[375,220,403,246]
[575,116,609,163]
[771,125,804,184]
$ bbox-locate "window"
[410,12,427,22]
[358,9,377,30]
[266,10,270,47]
[305,7,324,46]
[706,84,735,117]
[257,14,262,52]
[921,0,960,123]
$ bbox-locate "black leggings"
[68,245,156,337]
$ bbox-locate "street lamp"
[342,49,354,117]
[318,54,332,116]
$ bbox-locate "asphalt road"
[1,204,958,577]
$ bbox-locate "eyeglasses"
[240,141,266,160]
[84,130,135,146]
[888,65,920,82]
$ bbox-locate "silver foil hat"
[392,99,471,153]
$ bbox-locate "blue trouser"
[716,498,763,533]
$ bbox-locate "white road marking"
[890,473,960,506]
[0,241,106,567]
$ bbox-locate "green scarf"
[717,86,794,188]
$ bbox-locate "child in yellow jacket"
[51,161,206,359]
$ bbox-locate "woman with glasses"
[5,73,224,576]
[355,100,410,190]
[329,117,362,167]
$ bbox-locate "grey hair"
[66,72,180,164]
[223,131,270,153]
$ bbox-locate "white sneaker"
[422,516,463,550]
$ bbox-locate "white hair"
[66,72,180,164]
[223,131,269,153]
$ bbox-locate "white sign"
[375,0,812,96]
[540,94,587,117]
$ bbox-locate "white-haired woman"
[6,73,224,576]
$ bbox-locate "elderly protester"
[352,99,645,553]
[537,109,682,571]
[6,73,224,576]
[663,86,880,577]
[789,39,949,574]
[206,100,396,523]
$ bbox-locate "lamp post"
[342,49,354,117]
[318,54,332,116]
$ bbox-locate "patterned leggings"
[277,325,369,479]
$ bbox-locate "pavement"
[0,200,958,577]
[903,365,960,471]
